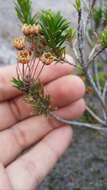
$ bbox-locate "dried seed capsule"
[22,24,41,36]
[17,49,32,64]
[40,52,55,65]
[13,37,25,50]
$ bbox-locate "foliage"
[103,8,107,23]
[92,8,103,28]
[92,6,107,28]
[100,28,107,47]
[13,0,76,115]
[25,81,53,115]
[39,10,75,57]
[12,78,53,115]
[12,0,107,129]
[73,0,107,129]
[74,0,81,12]
[11,77,25,90]
[96,72,107,88]
[80,110,97,124]
[15,0,36,24]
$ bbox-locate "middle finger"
[0,75,85,130]
[0,98,85,166]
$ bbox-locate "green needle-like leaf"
[92,8,103,28]
[74,0,81,13]
[39,10,74,57]
[11,77,25,89]
[15,0,36,24]
[100,28,107,47]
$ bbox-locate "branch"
[86,106,107,126]
[50,112,107,132]
[86,69,107,112]
[76,5,107,113]
[55,58,77,68]
[76,5,107,115]
[85,0,97,28]
[86,31,106,62]
[92,62,102,93]
[77,9,85,66]
[61,59,77,67]
[88,46,106,67]
[88,45,98,61]
[69,39,81,64]
[102,81,107,120]
[103,81,107,101]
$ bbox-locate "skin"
[0,59,85,190]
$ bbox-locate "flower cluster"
[13,22,56,115]
[13,22,56,68]
[40,52,56,65]
[17,49,32,64]
[22,24,40,36]
[13,37,25,50]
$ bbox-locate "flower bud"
[17,49,32,64]
[22,24,41,36]
[13,37,25,50]
[40,52,55,65]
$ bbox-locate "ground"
[0,1,107,190]
[39,128,107,190]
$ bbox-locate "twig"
[72,40,81,64]
[86,69,107,112]
[86,106,107,126]
[86,30,94,47]
[50,112,107,132]
[54,58,77,68]
[88,45,98,61]
[92,62,102,93]
[86,31,106,62]
[76,6,107,114]
[85,0,97,28]
[61,59,77,67]
[102,81,107,120]
[88,47,106,67]
[103,81,107,101]
[77,9,85,66]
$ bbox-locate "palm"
[0,60,85,190]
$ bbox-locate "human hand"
[0,60,85,190]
